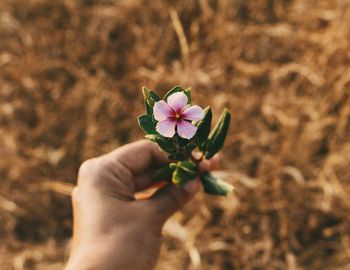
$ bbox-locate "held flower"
[138,86,233,196]
[153,92,204,139]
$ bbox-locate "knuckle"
[77,158,100,185]
[78,158,95,176]
[112,159,133,182]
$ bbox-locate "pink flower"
[153,92,204,139]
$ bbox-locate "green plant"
[138,86,233,196]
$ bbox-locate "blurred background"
[1,0,350,269]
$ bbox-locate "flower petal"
[177,120,197,139]
[182,105,204,121]
[167,92,188,112]
[156,119,176,138]
[153,100,174,121]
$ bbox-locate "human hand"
[65,140,219,270]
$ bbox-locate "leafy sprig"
[138,86,234,196]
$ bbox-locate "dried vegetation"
[0,0,350,269]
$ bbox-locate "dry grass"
[1,0,350,269]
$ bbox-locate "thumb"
[148,179,200,223]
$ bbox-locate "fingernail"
[183,180,200,196]
[192,151,202,160]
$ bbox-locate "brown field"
[1,0,350,269]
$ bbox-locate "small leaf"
[169,163,177,170]
[172,161,198,186]
[142,87,160,115]
[174,135,197,155]
[205,109,231,159]
[138,115,156,134]
[142,86,151,100]
[142,87,160,105]
[148,90,160,103]
[145,134,156,142]
[184,87,191,104]
[178,160,197,171]
[153,165,175,182]
[145,100,153,116]
[164,86,188,102]
[155,136,177,154]
[200,172,234,196]
[176,135,190,147]
[142,87,153,115]
[195,106,212,151]
[184,137,197,152]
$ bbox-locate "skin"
[65,140,219,270]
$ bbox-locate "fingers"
[146,179,200,223]
[77,140,221,198]
[198,154,220,173]
[106,140,168,175]
[142,154,220,223]
[97,140,168,192]
[133,168,161,191]
[134,153,221,192]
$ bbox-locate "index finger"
[104,140,168,176]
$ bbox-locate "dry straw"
[0,0,349,269]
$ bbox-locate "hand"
[65,140,218,270]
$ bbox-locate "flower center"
[175,112,182,119]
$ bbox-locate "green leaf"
[138,115,156,134]
[168,153,187,161]
[174,135,196,154]
[184,87,191,104]
[178,160,197,171]
[153,165,175,182]
[149,91,160,103]
[200,172,234,196]
[195,106,212,152]
[155,136,177,154]
[176,135,190,147]
[172,161,198,186]
[142,87,160,115]
[169,163,177,170]
[184,137,197,152]
[205,109,231,159]
[145,100,153,116]
[164,86,188,103]
[142,87,160,105]
[145,134,156,142]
